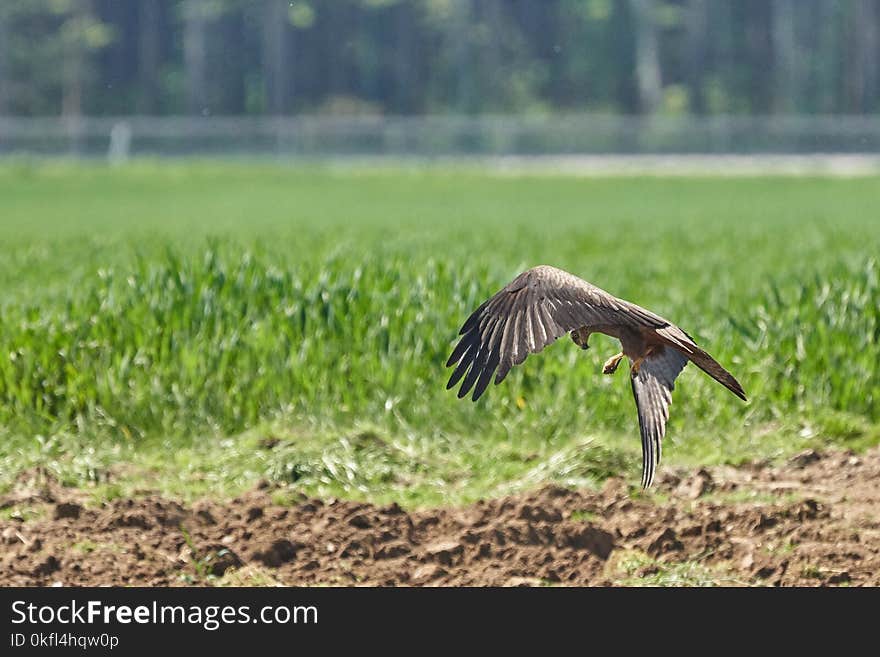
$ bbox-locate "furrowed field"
[1,162,878,508]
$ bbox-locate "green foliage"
[607,549,740,587]
[0,0,114,115]
[0,163,877,505]
[1,1,878,116]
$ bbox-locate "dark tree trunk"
[184,0,208,114]
[262,0,290,114]
[480,0,505,111]
[326,1,351,100]
[218,8,245,114]
[393,1,416,113]
[610,0,639,113]
[772,0,800,112]
[744,0,774,114]
[813,0,837,114]
[453,0,476,112]
[0,10,8,114]
[62,1,91,118]
[629,0,662,114]
[685,0,708,114]
[138,0,161,114]
[849,0,879,112]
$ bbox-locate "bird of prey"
[445,265,747,488]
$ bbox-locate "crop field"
[1,162,878,586]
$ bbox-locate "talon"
[630,356,645,376]
[602,352,624,375]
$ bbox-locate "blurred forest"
[0,0,878,118]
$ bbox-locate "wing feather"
[446,265,669,400]
[530,305,547,348]
[446,338,478,389]
[630,346,688,488]
[457,340,488,399]
[445,332,472,368]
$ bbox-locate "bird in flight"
[445,265,746,488]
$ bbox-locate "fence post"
[108,121,132,164]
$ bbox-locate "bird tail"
[655,326,747,401]
[686,348,747,401]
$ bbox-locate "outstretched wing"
[446,265,667,401]
[630,345,689,489]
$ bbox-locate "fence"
[1,115,880,160]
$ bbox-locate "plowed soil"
[3,447,880,586]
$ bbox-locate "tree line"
[0,0,877,118]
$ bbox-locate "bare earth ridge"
[2,447,879,587]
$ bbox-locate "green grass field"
[0,161,878,507]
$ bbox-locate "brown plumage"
[446,265,747,488]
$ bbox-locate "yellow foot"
[630,356,645,376]
[602,352,624,375]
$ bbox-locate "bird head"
[569,329,590,350]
